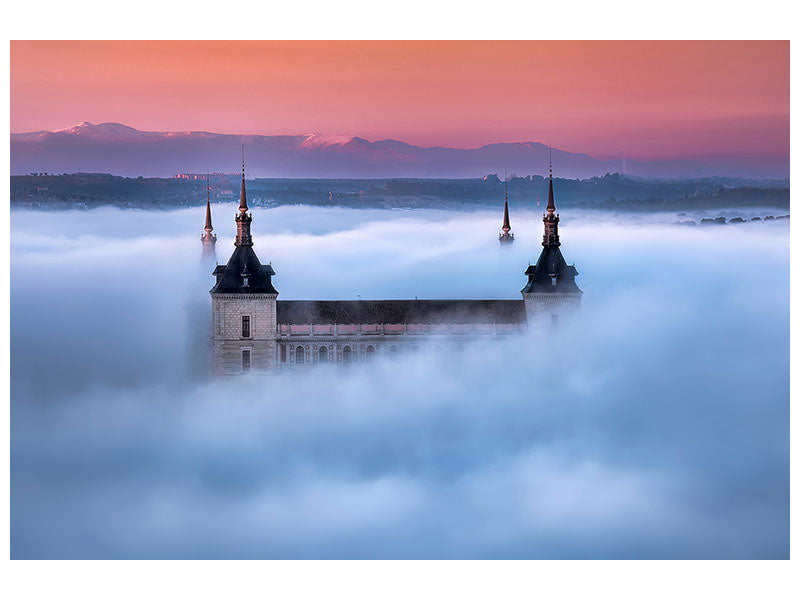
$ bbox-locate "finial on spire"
[549,145,552,179]
[504,168,508,202]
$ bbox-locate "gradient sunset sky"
[10,40,789,161]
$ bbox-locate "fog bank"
[10,205,789,558]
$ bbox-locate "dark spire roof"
[238,144,248,213]
[546,146,555,213]
[204,175,213,232]
[211,150,275,293]
[502,168,511,231]
[522,248,581,294]
[211,245,277,294]
[523,150,581,294]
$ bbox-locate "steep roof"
[276,299,526,324]
[522,247,582,294]
[210,245,277,294]
[204,198,213,231]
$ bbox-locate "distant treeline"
[10,172,790,212]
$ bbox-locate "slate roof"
[276,299,526,324]
[521,246,582,294]
[210,245,277,294]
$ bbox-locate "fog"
[10,204,789,558]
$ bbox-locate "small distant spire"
[201,172,217,259]
[499,168,513,244]
[204,173,213,232]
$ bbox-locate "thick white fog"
[10,204,789,558]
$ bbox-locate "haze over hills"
[11,122,789,180]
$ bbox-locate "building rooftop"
[276,299,526,324]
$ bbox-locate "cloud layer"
[10,205,789,558]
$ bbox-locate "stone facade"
[211,293,277,375]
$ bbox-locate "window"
[366,346,375,361]
[242,315,251,338]
[389,345,399,360]
[318,346,328,363]
[551,276,557,286]
[295,346,305,364]
[342,346,352,363]
[280,344,286,363]
[242,349,251,371]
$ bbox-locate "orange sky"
[10,40,789,160]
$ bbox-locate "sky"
[10,202,789,558]
[10,40,789,161]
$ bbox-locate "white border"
[2,1,797,598]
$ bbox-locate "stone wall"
[522,293,582,326]
[211,292,277,374]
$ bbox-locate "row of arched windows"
[290,343,419,365]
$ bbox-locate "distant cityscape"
[10,172,790,216]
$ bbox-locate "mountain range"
[10,122,789,180]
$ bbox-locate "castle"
[205,161,581,374]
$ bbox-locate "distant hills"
[10,122,789,180]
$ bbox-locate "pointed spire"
[546,146,556,214]
[239,144,248,213]
[542,148,560,248]
[204,173,213,232]
[234,146,254,247]
[502,168,511,232]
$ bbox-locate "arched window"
[366,345,375,361]
[295,346,305,364]
[342,346,352,363]
[318,346,327,363]
[389,345,399,359]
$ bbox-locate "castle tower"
[201,174,217,260]
[522,154,582,325]
[499,169,514,244]
[209,151,279,374]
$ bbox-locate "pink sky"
[10,40,789,160]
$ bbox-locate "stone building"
[209,161,581,374]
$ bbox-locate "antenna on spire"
[504,168,508,201]
[549,145,552,179]
[241,143,245,177]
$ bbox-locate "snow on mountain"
[9,122,789,179]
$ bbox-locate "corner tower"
[522,155,582,325]
[210,152,279,374]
